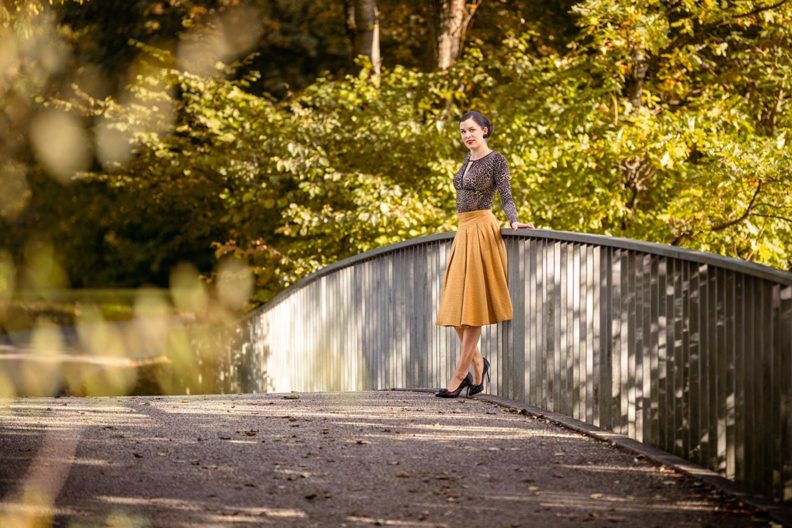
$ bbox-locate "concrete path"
[0,391,777,527]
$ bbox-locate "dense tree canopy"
[0,0,789,307]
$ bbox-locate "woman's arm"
[494,154,519,226]
[495,154,535,229]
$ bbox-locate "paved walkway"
[0,392,776,527]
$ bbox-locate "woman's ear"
[482,127,489,138]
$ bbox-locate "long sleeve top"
[453,150,519,225]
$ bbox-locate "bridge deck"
[0,392,771,527]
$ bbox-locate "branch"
[730,0,789,19]
[753,213,792,224]
[657,0,789,64]
[710,181,762,232]
[754,201,792,210]
[671,230,693,246]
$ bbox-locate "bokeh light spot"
[29,109,92,183]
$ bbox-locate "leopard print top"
[453,150,519,225]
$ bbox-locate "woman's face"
[459,118,488,150]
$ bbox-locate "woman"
[435,111,534,398]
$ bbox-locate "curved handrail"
[255,229,792,315]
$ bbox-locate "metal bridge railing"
[233,229,792,503]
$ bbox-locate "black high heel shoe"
[435,372,473,398]
[468,358,490,397]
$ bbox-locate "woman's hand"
[511,221,535,229]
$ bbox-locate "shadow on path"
[0,391,774,527]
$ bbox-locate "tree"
[2,0,790,307]
[344,0,381,77]
[432,0,483,70]
[486,0,792,268]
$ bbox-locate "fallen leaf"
[590,493,603,499]
[283,394,300,400]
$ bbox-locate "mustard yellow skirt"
[435,209,513,327]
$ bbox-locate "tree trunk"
[627,48,647,109]
[345,0,381,77]
[433,0,482,70]
[343,0,357,47]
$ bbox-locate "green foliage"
[480,0,792,268]
[2,0,790,309]
[67,53,478,301]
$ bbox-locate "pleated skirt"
[435,209,513,327]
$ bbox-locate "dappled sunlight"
[96,496,202,512]
[0,2,789,525]
[0,392,763,527]
[1,400,150,435]
[229,506,307,519]
[505,488,723,514]
[346,516,436,527]
[95,496,308,525]
[333,420,576,439]
[94,496,308,524]
[561,462,671,475]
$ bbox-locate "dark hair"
[459,111,493,138]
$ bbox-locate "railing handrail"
[256,228,792,315]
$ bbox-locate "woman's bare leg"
[446,325,483,390]
[453,326,484,385]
